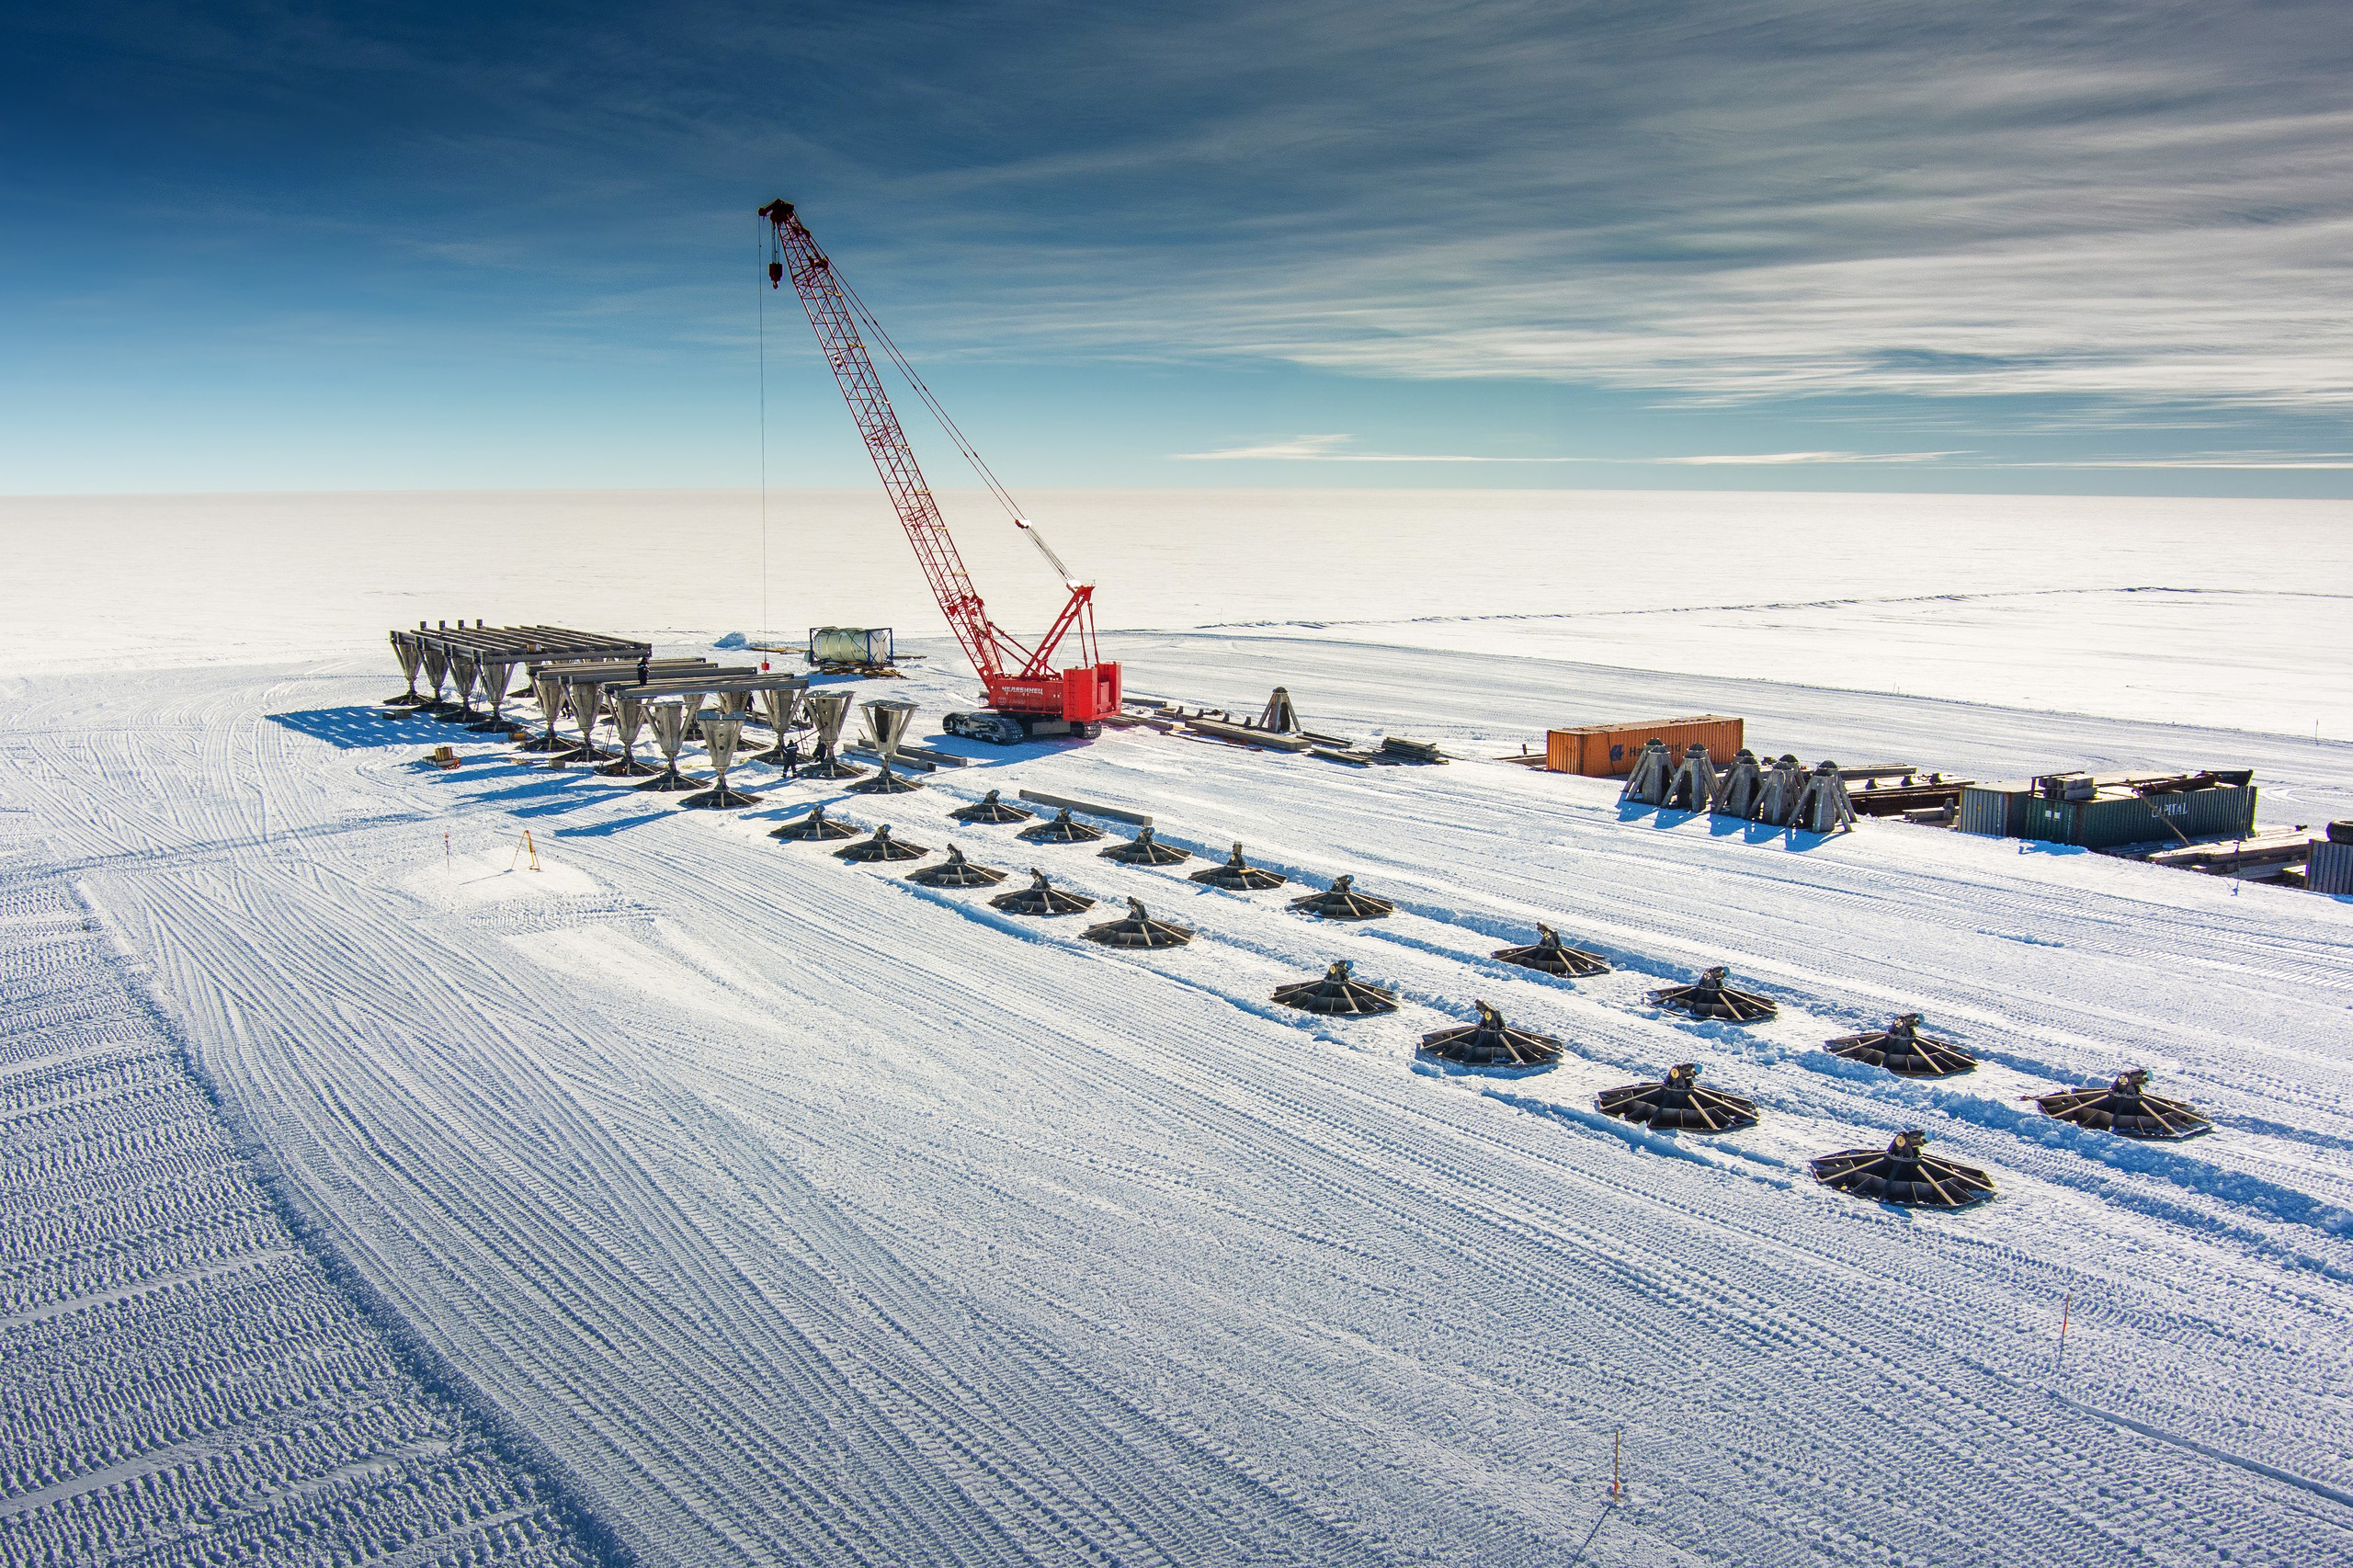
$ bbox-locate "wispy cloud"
[857,3,2353,416]
[1172,435,1594,462]
[1657,451,1964,466]
[2018,455,2353,470]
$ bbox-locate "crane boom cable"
[832,272,1022,521]
[830,267,1086,589]
[761,197,1115,716]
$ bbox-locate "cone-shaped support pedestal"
[1019,807,1106,844]
[1271,960,1397,1017]
[770,804,859,842]
[1752,756,1805,826]
[799,690,865,778]
[1290,874,1393,921]
[1418,1001,1562,1068]
[834,824,927,862]
[1620,739,1671,806]
[2035,1070,2211,1140]
[518,673,574,752]
[467,658,520,733]
[1190,843,1286,891]
[1709,749,1764,817]
[386,630,426,705]
[1811,1130,1995,1208]
[633,701,701,791]
[989,869,1096,916]
[906,845,1007,887]
[1492,924,1610,978]
[1824,1015,1976,1078]
[681,714,759,809]
[754,685,806,765]
[951,789,1032,824]
[559,680,609,761]
[1100,826,1190,866]
[599,691,659,777]
[442,653,481,723]
[1596,1062,1759,1132]
[1648,966,1779,1023]
[1792,760,1859,835]
[1082,897,1195,949]
[847,700,923,791]
[1665,743,1716,811]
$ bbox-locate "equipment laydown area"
[3,638,2349,1568]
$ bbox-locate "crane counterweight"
[760,199,1120,738]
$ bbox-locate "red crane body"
[760,200,1120,732]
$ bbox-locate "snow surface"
[4,487,2352,1566]
[5,487,2348,736]
[0,834,597,1566]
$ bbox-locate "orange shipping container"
[1546,715,1745,777]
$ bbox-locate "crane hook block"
[768,261,784,288]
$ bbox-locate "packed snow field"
[3,487,2350,1565]
[4,488,2349,737]
[4,623,2350,1565]
[0,836,597,1564]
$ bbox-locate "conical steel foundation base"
[799,752,867,779]
[2034,1070,2211,1140]
[599,754,661,778]
[1824,1015,1976,1079]
[1648,966,1779,1023]
[906,846,1008,887]
[1290,874,1393,921]
[1271,960,1397,1017]
[845,766,922,794]
[1019,808,1106,844]
[1595,1063,1758,1132]
[679,784,761,810]
[1418,1001,1562,1068]
[1100,827,1190,866]
[835,825,927,862]
[990,869,1096,915]
[951,790,1033,824]
[634,766,702,793]
[1191,844,1286,891]
[1082,898,1195,949]
[1493,924,1611,978]
[770,806,860,841]
[1811,1130,1994,1208]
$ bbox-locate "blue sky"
[5,1,2351,495]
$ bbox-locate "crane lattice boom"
[760,199,1119,727]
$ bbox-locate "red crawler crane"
[760,199,1120,742]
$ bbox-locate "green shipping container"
[2020,785,2257,849]
[1956,782,2036,837]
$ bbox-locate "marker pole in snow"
[1611,1430,1621,1501]
[2056,1290,2072,1373]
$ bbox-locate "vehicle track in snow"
[6,653,2351,1567]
